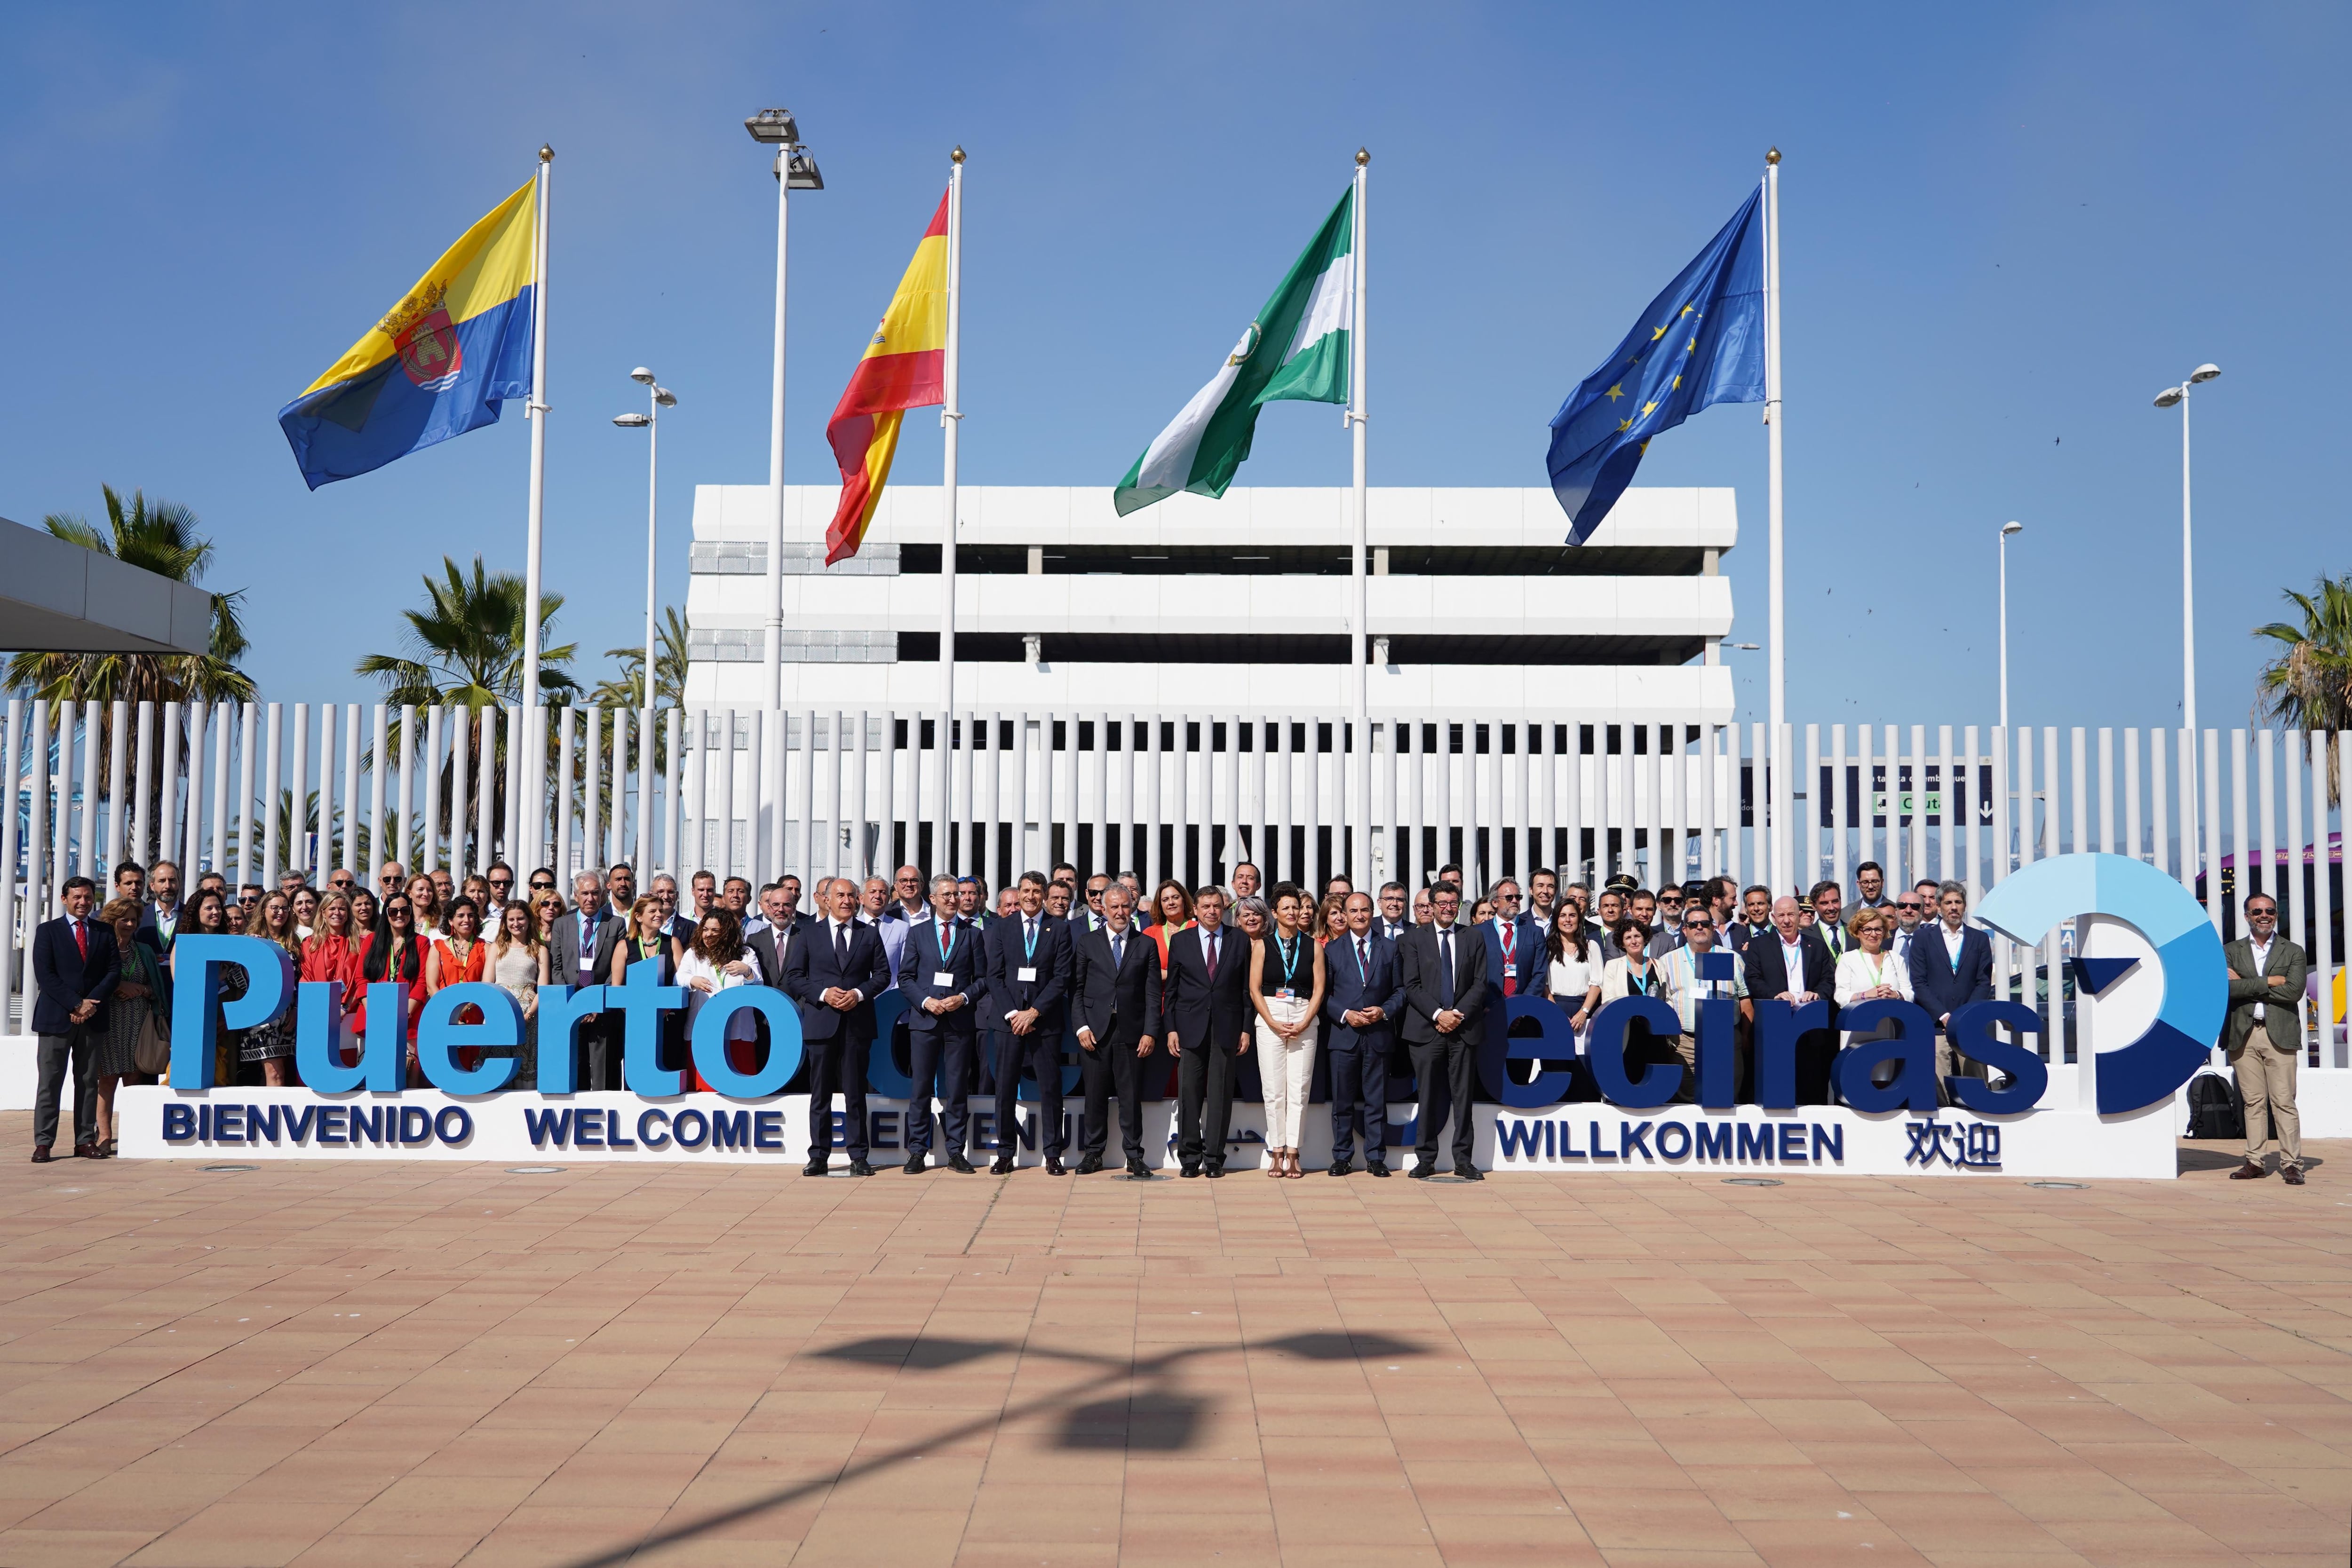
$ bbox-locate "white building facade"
[684,483,1736,725]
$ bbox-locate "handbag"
[133,1011,172,1077]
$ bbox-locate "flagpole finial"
[951,145,965,165]
[1764,146,1780,166]
[1355,147,1369,166]
[540,144,554,162]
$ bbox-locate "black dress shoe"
[28,1146,51,1164]
[1367,1163,1391,1179]
[1045,1156,1067,1176]
[848,1158,874,1177]
[1125,1158,1152,1179]
[991,1155,1016,1175]
[803,1158,829,1177]
[1203,1164,1226,1179]
[1180,1163,1202,1179]
[1074,1153,1104,1175]
[1408,1163,1435,1180]
[902,1154,928,1174]
[1327,1160,1351,1177]
[948,1153,976,1173]
[1455,1164,1485,1181]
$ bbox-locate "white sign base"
[115,1087,2177,1180]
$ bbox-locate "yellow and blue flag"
[1547,187,1765,542]
[278,180,538,489]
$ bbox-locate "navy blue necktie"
[1438,929,1455,1008]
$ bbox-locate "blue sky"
[3,1,2341,730]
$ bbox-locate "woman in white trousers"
[1249,884,1327,1179]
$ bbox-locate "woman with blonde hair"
[405,874,443,939]
[302,891,366,1066]
[488,900,550,1086]
[241,891,302,1085]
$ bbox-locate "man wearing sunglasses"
[326,869,359,895]
[486,861,516,906]
[377,860,408,897]
[1656,906,1750,1102]
[1890,892,1925,964]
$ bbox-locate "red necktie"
[72,919,87,960]
[1500,923,1516,997]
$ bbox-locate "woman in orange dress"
[423,897,490,1075]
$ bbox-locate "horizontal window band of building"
[685,714,1755,759]
[690,631,1708,666]
[690,541,1715,578]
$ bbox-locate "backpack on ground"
[2185,1070,2244,1140]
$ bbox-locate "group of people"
[27,849,2312,1188]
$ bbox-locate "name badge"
[1502,960,1517,979]
[1276,987,1297,1000]
[1017,966,1038,983]
[932,971,956,989]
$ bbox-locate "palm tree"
[587,606,689,777]
[358,555,579,857]
[2254,572,2352,801]
[7,486,254,707]
[8,486,255,854]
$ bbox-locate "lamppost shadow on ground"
[553,1329,1428,1567]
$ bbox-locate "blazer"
[1323,928,1405,1050]
[897,915,985,1036]
[32,914,119,1036]
[984,912,1074,1034]
[1906,921,1995,1023]
[547,907,624,989]
[1071,920,1163,1045]
[1399,920,1489,1047]
[1478,914,1543,1014]
[1743,929,1838,1004]
[1160,920,1254,1053]
[747,912,816,989]
[784,917,894,1045]
[2223,935,2308,1056]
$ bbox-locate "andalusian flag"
[278,179,539,489]
[1114,187,1354,516]
[824,190,949,564]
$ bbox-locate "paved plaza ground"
[0,1124,2344,1567]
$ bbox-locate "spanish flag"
[278,180,538,490]
[823,190,949,564]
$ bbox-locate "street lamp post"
[1998,521,2022,729]
[746,109,824,712]
[2152,364,2219,733]
[614,371,675,877]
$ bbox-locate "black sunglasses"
[1895,901,1922,911]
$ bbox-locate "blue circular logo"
[1972,853,2225,1114]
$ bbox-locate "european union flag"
[1547,186,1765,542]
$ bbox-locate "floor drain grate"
[2027,1180,2088,1189]
[506,1166,567,1175]
[201,1164,257,1173]
[1722,1177,1783,1187]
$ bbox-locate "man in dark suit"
[1906,879,1996,1101]
[1400,883,1488,1179]
[746,881,813,988]
[897,875,983,1174]
[983,871,1076,1175]
[547,869,627,1088]
[1742,895,1840,1102]
[1161,885,1253,1177]
[1070,883,1161,1177]
[1325,891,1404,1176]
[784,878,893,1177]
[32,878,117,1161]
[1478,879,1542,1018]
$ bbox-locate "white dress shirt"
[2249,934,2274,1021]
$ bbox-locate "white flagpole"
[521,144,553,865]
[940,148,965,716]
[1763,147,1787,893]
[1348,148,1370,887]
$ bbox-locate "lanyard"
[1628,963,1649,997]
[1023,919,1040,962]
[1946,926,1964,972]
[637,934,662,962]
[1274,932,1303,986]
[939,919,956,963]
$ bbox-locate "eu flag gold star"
[1651,325,1669,341]
[1685,338,1697,352]
[1641,400,1658,416]
[1605,383,1624,401]
[1617,417,1633,431]
[1680,304,1694,317]
[1673,374,1683,389]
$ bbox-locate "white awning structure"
[0,515,212,655]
